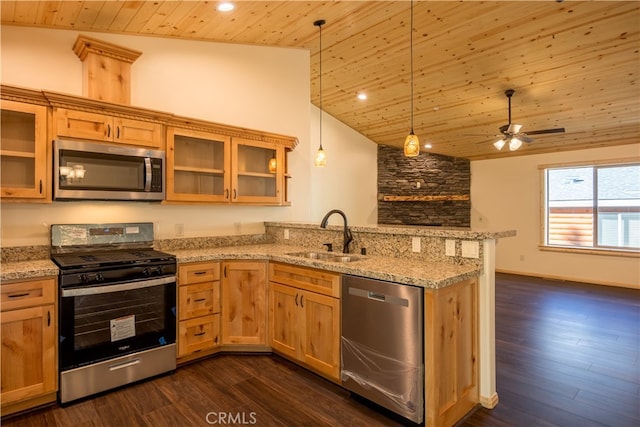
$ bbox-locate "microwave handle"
[144,158,152,192]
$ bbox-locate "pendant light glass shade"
[404,133,420,157]
[403,0,420,157]
[314,147,327,166]
[268,153,277,173]
[314,19,327,167]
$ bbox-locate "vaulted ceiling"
[2,1,639,160]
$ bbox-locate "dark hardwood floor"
[3,273,639,426]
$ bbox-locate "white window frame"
[539,157,640,257]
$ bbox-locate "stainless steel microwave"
[53,139,165,201]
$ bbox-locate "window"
[543,162,640,252]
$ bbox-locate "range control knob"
[142,267,152,277]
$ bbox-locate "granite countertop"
[169,244,480,289]
[0,259,59,282]
[0,244,481,289]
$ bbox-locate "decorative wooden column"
[72,35,142,104]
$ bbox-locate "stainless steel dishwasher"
[341,275,424,424]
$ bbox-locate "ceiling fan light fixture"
[509,137,523,151]
[507,123,522,134]
[493,139,506,150]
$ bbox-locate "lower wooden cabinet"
[268,262,341,381]
[1,277,57,415]
[177,261,221,361]
[221,261,267,346]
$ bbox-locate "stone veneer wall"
[377,144,471,227]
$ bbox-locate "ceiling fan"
[493,89,565,151]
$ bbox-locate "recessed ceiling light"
[217,2,234,12]
[357,93,367,100]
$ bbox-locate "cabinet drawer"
[179,282,220,319]
[269,262,341,298]
[178,262,220,285]
[1,278,56,311]
[178,315,220,356]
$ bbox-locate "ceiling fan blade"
[526,127,565,135]
[519,135,534,143]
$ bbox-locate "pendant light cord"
[316,20,324,150]
[410,0,414,134]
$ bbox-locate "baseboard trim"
[495,269,639,290]
[479,392,499,409]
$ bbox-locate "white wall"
[471,144,640,288]
[0,26,378,246]
[309,104,378,226]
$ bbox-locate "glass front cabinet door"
[231,137,285,205]
[166,128,231,203]
[0,100,49,200]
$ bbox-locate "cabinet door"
[0,100,48,199]
[300,290,341,380]
[231,137,283,205]
[54,108,112,142]
[221,261,267,345]
[166,127,231,202]
[1,304,56,407]
[269,282,299,358]
[113,117,163,148]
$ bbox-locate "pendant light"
[268,150,277,173]
[403,0,420,157]
[314,19,327,167]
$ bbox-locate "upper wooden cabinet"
[166,124,294,205]
[53,108,163,148]
[232,137,285,204]
[166,127,231,203]
[0,97,49,201]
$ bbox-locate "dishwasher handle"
[347,286,409,307]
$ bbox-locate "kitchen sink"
[286,251,364,263]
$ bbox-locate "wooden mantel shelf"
[381,195,470,202]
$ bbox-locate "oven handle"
[61,276,175,297]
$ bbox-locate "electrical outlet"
[412,237,421,252]
[461,240,480,258]
[175,223,184,237]
[284,229,290,240]
[445,239,456,256]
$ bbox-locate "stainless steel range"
[50,222,176,404]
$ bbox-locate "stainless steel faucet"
[320,209,353,254]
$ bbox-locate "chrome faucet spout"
[320,209,353,253]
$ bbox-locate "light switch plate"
[461,240,480,258]
[445,239,456,256]
[412,237,421,252]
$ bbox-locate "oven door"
[59,276,176,371]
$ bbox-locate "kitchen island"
[1,223,514,426]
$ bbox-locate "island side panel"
[425,277,479,427]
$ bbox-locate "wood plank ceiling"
[2,1,639,160]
